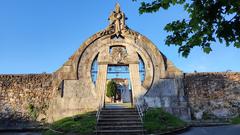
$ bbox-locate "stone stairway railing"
[136,99,144,122]
[96,94,104,122]
[136,98,149,122]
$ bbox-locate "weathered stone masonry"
[184,72,240,119]
[0,74,53,122]
[1,72,239,122]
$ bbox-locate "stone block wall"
[144,78,191,120]
[184,72,240,120]
[0,74,53,123]
[1,72,239,123]
[47,80,99,122]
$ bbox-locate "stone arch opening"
[138,53,145,84]
[105,65,133,106]
[91,54,99,85]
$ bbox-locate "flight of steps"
[95,108,145,135]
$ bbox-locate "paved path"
[180,125,240,135]
[1,125,240,135]
[0,132,41,135]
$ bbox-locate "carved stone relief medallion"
[111,47,128,64]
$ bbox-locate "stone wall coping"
[0,73,52,76]
[184,71,240,74]
[184,72,240,75]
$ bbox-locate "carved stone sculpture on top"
[109,3,126,37]
[98,3,139,38]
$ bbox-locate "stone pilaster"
[129,63,142,104]
[96,64,108,104]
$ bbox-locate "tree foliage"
[106,80,117,98]
[133,0,240,57]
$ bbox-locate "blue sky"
[0,0,239,74]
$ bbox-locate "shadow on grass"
[43,111,96,135]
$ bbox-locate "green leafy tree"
[133,0,240,57]
[106,80,117,99]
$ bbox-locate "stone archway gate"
[47,4,189,122]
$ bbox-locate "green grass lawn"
[43,112,96,135]
[143,108,187,134]
[231,115,240,124]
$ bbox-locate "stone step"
[102,109,137,112]
[95,129,144,135]
[96,107,144,135]
[97,125,143,130]
[98,118,141,122]
[97,121,143,126]
[100,111,138,114]
[99,114,139,118]
[100,111,139,115]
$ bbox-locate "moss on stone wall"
[184,72,240,120]
[0,74,53,122]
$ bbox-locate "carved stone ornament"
[108,3,126,37]
[111,47,128,63]
[98,3,139,38]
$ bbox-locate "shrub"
[106,80,117,98]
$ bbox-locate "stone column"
[129,63,142,104]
